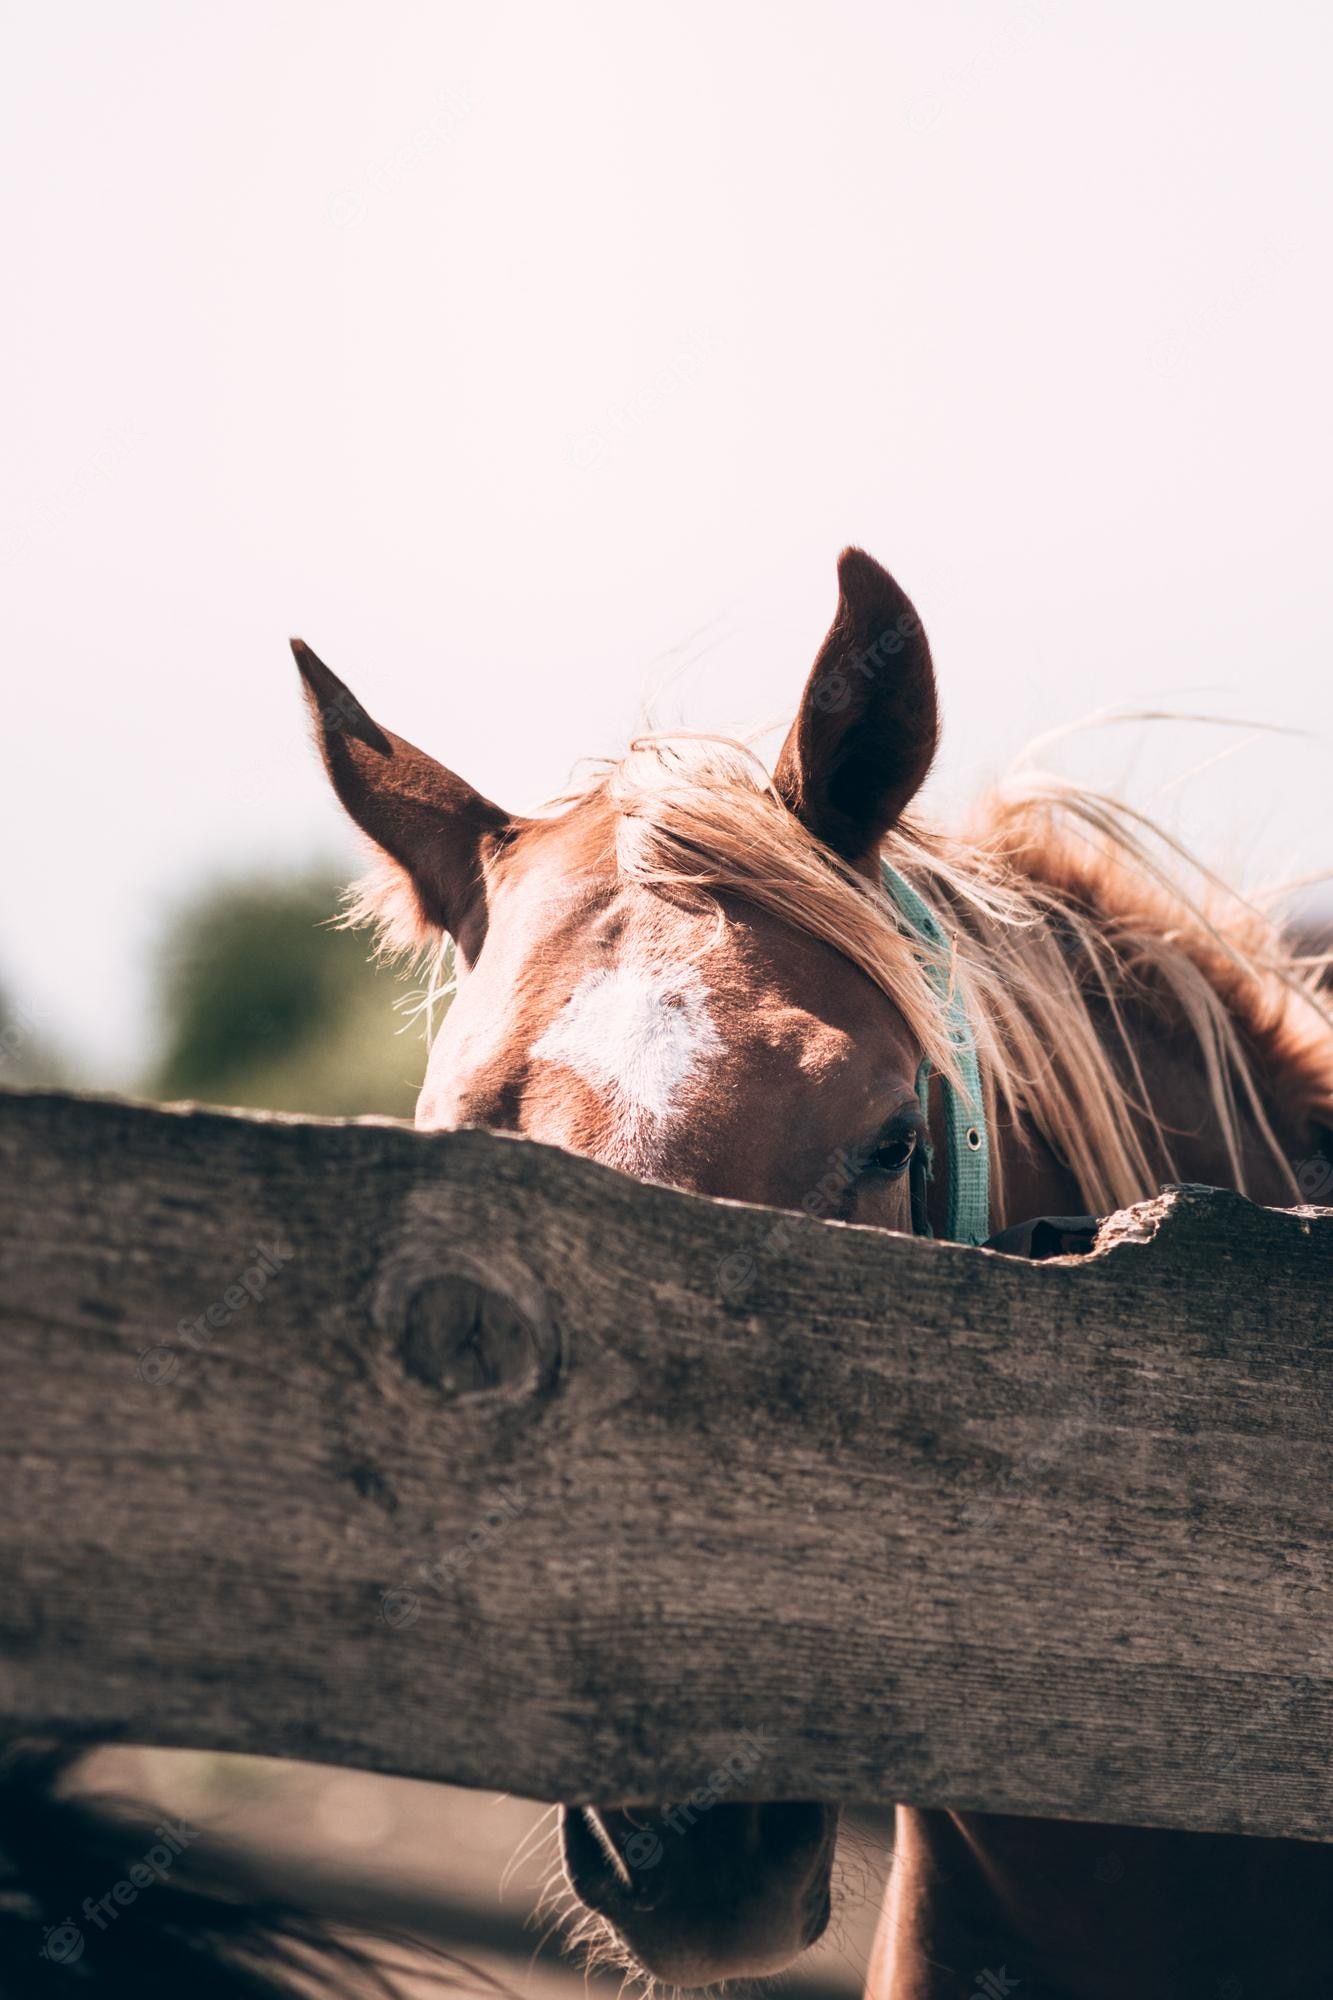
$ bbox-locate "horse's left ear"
[773,548,939,869]
[291,638,510,962]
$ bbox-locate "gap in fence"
[86,1749,896,2000]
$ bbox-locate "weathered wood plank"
[1,1086,1331,1840]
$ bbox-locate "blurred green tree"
[147,874,438,1118]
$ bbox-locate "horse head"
[294,548,942,1985]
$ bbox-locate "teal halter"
[880,861,990,1246]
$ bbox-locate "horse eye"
[870,1127,919,1177]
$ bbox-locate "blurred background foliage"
[147,873,432,1117]
[0,981,73,1090]
[2,872,438,1118]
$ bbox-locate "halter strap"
[880,860,990,1246]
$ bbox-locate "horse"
[291,546,1333,1999]
[5,547,1329,1998]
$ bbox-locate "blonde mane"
[573,734,1332,1215]
[354,732,1333,1218]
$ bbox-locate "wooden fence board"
[1,1086,1331,1840]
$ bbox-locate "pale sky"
[2,1,1331,1081]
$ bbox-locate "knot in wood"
[397,1273,543,1399]
[372,1208,561,1407]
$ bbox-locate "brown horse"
[290,547,1333,2000]
[8,551,1327,1998]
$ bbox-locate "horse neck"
[949,940,1319,1237]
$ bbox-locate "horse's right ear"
[292,639,510,961]
[773,549,938,871]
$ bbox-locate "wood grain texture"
[1,1086,1331,1840]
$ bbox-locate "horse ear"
[291,638,510,959]
[773,548,939,868]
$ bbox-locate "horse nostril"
[560,1800,840,1988]
[560,1807,628,1911]
[560,1806,671,1916]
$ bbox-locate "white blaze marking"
[532,963,723,1165]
